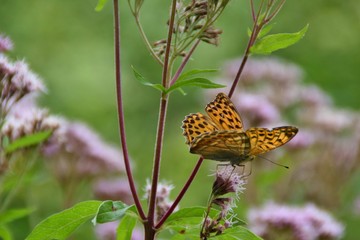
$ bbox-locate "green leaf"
[132,66,166,93]
[163,207,220,232]
[167,78,225,94]
[176,69,218,82]
[257,23,275,39]
[170,225,262,240]
[5,130,52,154]
[95,0,108,11]
[0,225,12,240]
[116,214,137,240]
[212,226,263,240]
[250,24,309,55]
[0,208,34,224]
[26,200,101,240]
[93,201,134,224]
[247,23,274,39]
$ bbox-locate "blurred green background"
[1,0,360,239]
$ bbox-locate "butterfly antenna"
[258,155,289,169]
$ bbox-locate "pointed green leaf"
[177,69,218,82]
[257,23,275,39]
[95,0,109,11]
[0,208,34,224]
[132,66,166,92]
[5,130,52,154]
[116,214,137,240]
[250,24,309,55]
[167,78,225,94]
[93,201,134,224]
[26,200,101,240]
[248,23,274,39]
[212,226,263,240]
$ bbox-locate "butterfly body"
[182,93,298,166]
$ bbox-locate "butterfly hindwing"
[190,130,251,163]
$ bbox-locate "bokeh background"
[1,0,360,239]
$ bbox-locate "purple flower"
[1,58,46,115]
[93,178,133,204]
[0,34,13,52]
[42,121,125,179]
[248,202,344,240]
[212,167,246,198]
[232,93,280,126]
[144,180,176,222]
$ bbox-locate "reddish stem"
[147,0,177,233]
[113,0,145,220]
[155,157,204,228]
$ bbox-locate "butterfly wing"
[190,130,251,163]
[182,113,219,145]
[246,126,298,155]
[205,93,244,130]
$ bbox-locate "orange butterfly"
[182,93,298,165]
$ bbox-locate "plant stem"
[155,157,204,228]
[169,39,201,86]
[113,0,145,220]
[228,0,264,98]
[147,0,177,233]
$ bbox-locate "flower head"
[212,167,246,198]
[144,180,176,222]
[0,34,13,52]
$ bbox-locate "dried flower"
[248,202,344,240]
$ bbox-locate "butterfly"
[182,93,298,166]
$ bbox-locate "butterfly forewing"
[182,113,218,144]
[205,93,244,131]
[246,126,298,155]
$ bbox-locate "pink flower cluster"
[248,202,344,240]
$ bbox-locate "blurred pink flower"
[0,34,13,52]
[232,93,280,126]
[144,180,176,222]
[43,121,125,179]
[1,57,46,115]
[224,57,302,86]
[286,129,315,149]
[1,107,59,141]
[248,202,344,240]
[299,85,331,107]
[93,178,133,204]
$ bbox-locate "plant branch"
[147,0,177,229]
[134,15,164,66]
[113,0,145,220]
[228,0,264,98]
[155,157,204,228]
[169,39,201,86]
